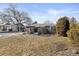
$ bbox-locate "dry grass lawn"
[0,34,79,56]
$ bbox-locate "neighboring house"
[4,23,18,32]
[0,23,25,32]
[26,23,56,35]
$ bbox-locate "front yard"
[0,34,78,56]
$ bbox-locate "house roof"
[26,23,55,27]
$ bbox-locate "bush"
[67,20,79,46]
[67,29,79,40]
[56,16,70,37]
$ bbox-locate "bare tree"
[0,4,32,31]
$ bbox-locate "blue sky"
[0,3,79,24]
